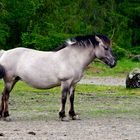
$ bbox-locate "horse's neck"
[60,46,95,69]
[78,47,95,68]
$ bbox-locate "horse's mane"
[54,34,111,51]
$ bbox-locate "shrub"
[129,46,140,55]
[112,42,130,60]
[21,32,70,51]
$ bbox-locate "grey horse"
[0,34,116,120]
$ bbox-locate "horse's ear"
[95,36,102,43]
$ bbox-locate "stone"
[126,68,140,88]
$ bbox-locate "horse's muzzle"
[102,57,117,68]
[109,58,117,68]
[110,61,117,68]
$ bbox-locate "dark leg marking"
[4,111,9,118]
[0,88,10,118]
[59,87,69,119]
[0,78,19,118]
[69,87,77,119]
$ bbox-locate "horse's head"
[94,35,117,68]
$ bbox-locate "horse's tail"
[0,50,5,79]
[0,65,5,79]
[0,50,5,57]
[0,50,6,78]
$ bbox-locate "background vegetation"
[0,0,140,58]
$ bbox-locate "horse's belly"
[29,81,60,89]
[21,75,60,89]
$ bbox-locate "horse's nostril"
[110,60,117,68]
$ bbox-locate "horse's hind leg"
[0,78,19,118]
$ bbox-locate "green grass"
[0,81,140,121]
[85,58,140,77]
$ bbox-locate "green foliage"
[118,0,140,47]
[129,46,140,55]
[112,43,130,59]
[0,23,9,48]
[0,0,139,57]
[22,32,70,50]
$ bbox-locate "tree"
[0,0,139,55]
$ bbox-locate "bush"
[129,46,140,55]
[0,24,9,49]
[22,32,70,51]
[112,42,130,60]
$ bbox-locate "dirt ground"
[0,117,140,140]
[80,76,125,86]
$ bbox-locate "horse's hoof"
[59,111,66,119]
[69,111,80,120]
[0,110,9,118]
[4,111,9,118]
[4,116,12,122]
[70,115,80,120]
[60,116,69,122]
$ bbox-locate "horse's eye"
[104,46,108,50]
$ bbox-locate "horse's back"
[0,47,29,59]
[0,47,51,62]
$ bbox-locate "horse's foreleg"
[59,82,70,120]
[69,86,77,120]
[0,86,11,118]
[0,79,18,118]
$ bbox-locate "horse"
[0,34,117,120]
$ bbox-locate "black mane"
[74,35,98,46]
[54,34,110,51]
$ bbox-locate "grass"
[85,58,140,77]
[0,81,140,121]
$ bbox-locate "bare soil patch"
[0,117,140,140]
[80,76,125,86]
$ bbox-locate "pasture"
[0,81,139,121]
[0,58,140,139]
